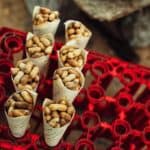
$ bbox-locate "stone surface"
[74,0,150,21]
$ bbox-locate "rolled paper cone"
[57,47,88,70]
[26,32,54,75]
[42,98,75,147]
[32,6,60,36]
[11,58,40,92]
[65,20,92,49]
[5,90,37,138]
[53,67,85,103]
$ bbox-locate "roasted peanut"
[44,106,51,115]
[60,112,71,121]
[26,39,33,48]
[15,101,31,109]
[20,75,29,85]
[40,37,50,47]
[49,104,67,111]
[25,61,33,73]
[63,74,76,82]
[18,62,26,70]
[45,115,51,121]
[13,93,24,101]
[14,71,24,84]
[45,47,52,54]
[49,117,59,128]
[67,106,74,115]
[12,109,30,117]
[51,111,59,118]
[30,66,39,79]
[21,91,33,104]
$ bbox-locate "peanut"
[20,75,29,85]
[63,74,76,82]
[49,104,67,111]
[14,71,24,84]
[44,106,51,115]
[60,112,71,121]
[46,115,51,122]
[51,111,59,118]
[67,106,74,115]
[30,66,39,79]
[26,39,33,48]
[12,109,30,117]
[13,93,24,102]
[45,46,52,54]
[25,61,33,73]
[49,117,59,127]
[15,101,30,109]
[40,37,50,47]
[21,91,33,104]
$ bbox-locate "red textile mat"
[0,27,150,150]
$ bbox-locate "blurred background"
[0,0,150,67]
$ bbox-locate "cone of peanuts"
[4,90,37,137]
[4,5,92,147]
[65,20,92,49]
[57,44,88,70]
[43,97,75,146]
[11,59,40,91]
[33,6,60,36]
[26,32,54,74]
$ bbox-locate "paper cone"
[53,67,85,103]
[32,6,60,36]
[26,32,54,75]
[43,98,75,147]
[57,46,88,70]
[11,58,40,92]
[65,20,92,49]
[5,90,37,138]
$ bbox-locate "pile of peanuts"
[54,68,82,90]
[5,90,34,117]
[67,22,90,40]
[11,60,40,90]
[60,45,84,68]
[44,98,74,128]
[33,7,59,25]
[26,35,53,58]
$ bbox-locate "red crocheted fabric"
[0,27,150,150]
